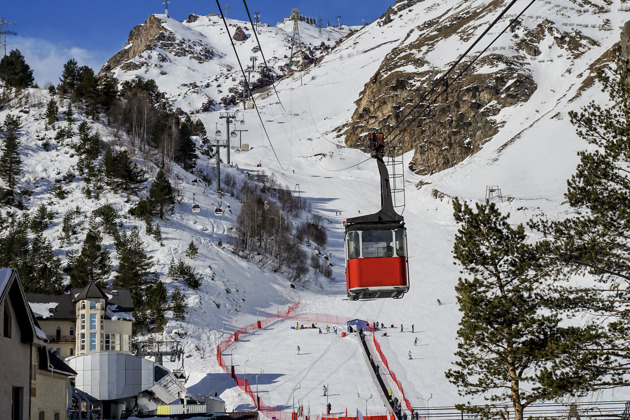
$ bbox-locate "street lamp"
[255,369,264,408]
[292,384,301,416]
[358,393,373,417]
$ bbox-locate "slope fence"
[216,306,412,420]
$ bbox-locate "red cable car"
[344,133,409,300]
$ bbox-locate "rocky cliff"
[343,0,604,176]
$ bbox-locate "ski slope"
[4,0,630,418]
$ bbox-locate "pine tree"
[22,233,64,294]
[531,45,630,385]
[186,240,198,259]
[114,227,154,291]
[0,114,22,198]
[69,218,111,287]
[170,287,186,321]
[58,59,79,96]
[0,49,34,89]
[45,98,59,125]
[149,168,175,219]
[448,199,610,420]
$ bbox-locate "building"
[27,281,134,359]
[0,268,76,420]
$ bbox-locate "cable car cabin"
[344,131,410,300]
[345,221,409,300]
[192,204,201,213]
[214,207,224,216]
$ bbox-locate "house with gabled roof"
[0,267,77,420]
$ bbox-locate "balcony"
[48,335,76,344]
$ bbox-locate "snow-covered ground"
[5,0,630,418]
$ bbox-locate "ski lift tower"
[163,0,170,17]
[289,9,303,70]
[0,18,17,57]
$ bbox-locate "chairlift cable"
[382,0,536,155]
[242,0,287,113]
[215,1,290,171]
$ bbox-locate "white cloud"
[11,37,112,87]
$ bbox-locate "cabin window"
[3,305,11,338]
[361,230,395,258]
[346,231,361,259]
[394,229,407,257]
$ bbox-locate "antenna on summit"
[163,0,170,17]
[0,18,17,57]
[336,16,342,27]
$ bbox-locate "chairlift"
[192,204,201,213]
[214,207,224,216]
[230,131,237,138]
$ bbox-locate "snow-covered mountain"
[3,0,630,415]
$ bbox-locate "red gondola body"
[344,133,410,300]
[347,257,408,289]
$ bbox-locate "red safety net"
[216,305,412,419]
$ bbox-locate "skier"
[375,364,380,374]
[414,337,418,346]
[412,324,415,333]
[323,385,327,396]
[327,402,331,415]
[297,345,301,354]
[408,350,412,360]
[400,324,403,332]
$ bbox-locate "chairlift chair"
[192,204,201,213]
[214,207,224,216]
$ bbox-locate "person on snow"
[408,350,412,360]
[400,324,403,332]
[412,324,415,333]
[323,385,327,396]
[327,402,332,415]
[297,345,301,354]
[414,337,418,346]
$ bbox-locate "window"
[69,327,74,336]
[55,348,61,357]
[100,314,104,329]
[80,333,85,351]
[113,334,121,351]
[4,304,12,338]
[89,314,96,330]
[12,387,23,420]
[69,348,74,356]
[89,333,97,351]
[394,229,407,257]
[104,334,111,350]
[90,300,96,309]
[80,301,85,310]
[38,410,45,420]
[346,231,360,259]
[361,230,395,258]
[80,314,85,330]
[54,413,60,420]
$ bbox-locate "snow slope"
[3,0,630,416]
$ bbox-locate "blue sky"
[2,0,394,85]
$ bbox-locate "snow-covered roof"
[28,302,59,319]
